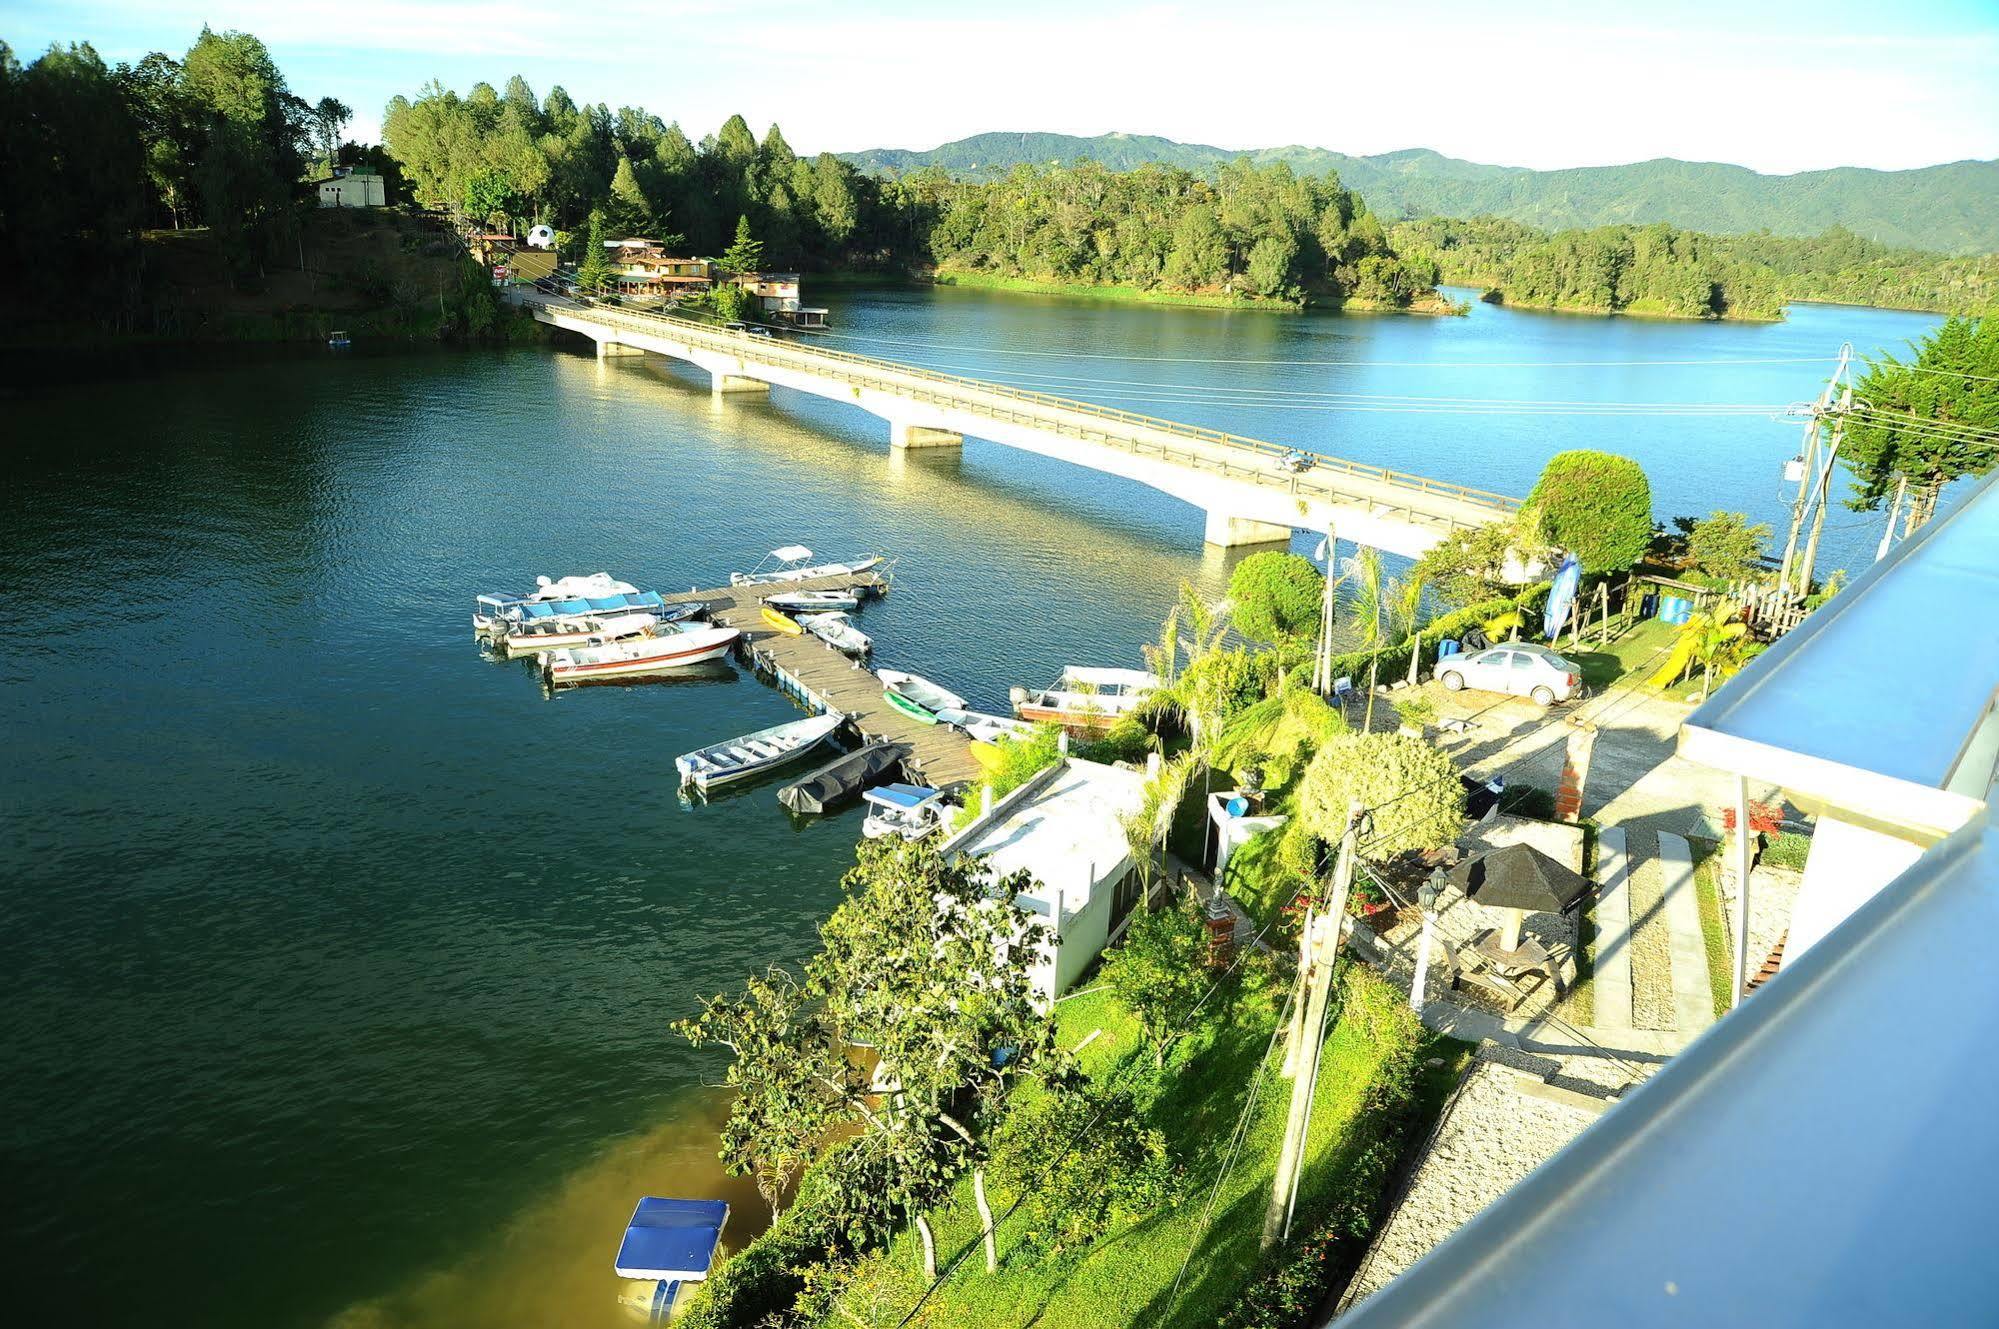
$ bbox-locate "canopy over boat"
[778,742,906,814]
[768,544,813,563]
[731,547,884,586]
[863,783,945,812]
[614,1197,729,1281]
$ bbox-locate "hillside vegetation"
[840,132,1999,255]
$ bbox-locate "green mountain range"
[839,132,1999,255]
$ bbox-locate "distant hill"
[839,133,1999,255]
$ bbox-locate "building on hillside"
[731,271,829,329]
[317,168,385,208]
[939,756,1150,1005]
[1676,466,1998,984]
[605,241,718,296]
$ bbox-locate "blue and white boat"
[861,783,952,840]
[675,713,845,791]
[472,573,685,635]
[613,1196,729,1324]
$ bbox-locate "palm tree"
[1349,549,1393,729]
[1649,602,1752,697]
[1121,752,1195,895]
[1398,568,1432,688]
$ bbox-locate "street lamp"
[1411,868,1445,1013]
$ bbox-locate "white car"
[1436,643,1582,706]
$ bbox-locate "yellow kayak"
[762,605,803,635]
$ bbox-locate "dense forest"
[843,131,1999,255]
[1391,216,1998,319]
[381,80,1441,308]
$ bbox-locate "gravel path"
[1626,830,1676,1031]
[1343,1061,1598,1307]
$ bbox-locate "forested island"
[1391,217,1999,320]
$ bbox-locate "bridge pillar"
[1204,510,1293,548]
[888,421,962,450]
[595,339,644,358]
[710,371,770,395]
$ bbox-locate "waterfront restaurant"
[731,271,830,329]
[603,241,718,297]
[940,756,1150,1005]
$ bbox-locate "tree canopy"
[1226,551,1323,648]
[1523,450,1654,573]
[1844,315,1998,527]
[1298,732,1465,856]
[1681,510,1772,582]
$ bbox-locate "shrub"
[989,1082,1175,1257]
[1229,551,1324,648]
[1298,732,1465,854]
[1684,510,1773,582]
[1523,450,1654,573]
[1074,714,1154,765]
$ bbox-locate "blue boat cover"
[515,591,669,621]
[866,783,938,810]
[614,1197,729,1280]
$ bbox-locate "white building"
[316,169,385,208]
[940,757,1149,1004]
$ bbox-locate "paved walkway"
[1591,826,1635,1034]
[1658,831,1716,1037]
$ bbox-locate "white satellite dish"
[525,225,556,250]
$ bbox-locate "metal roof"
[1335,811,1999,1329]
[1679,470,1999,839]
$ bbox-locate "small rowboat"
[542,625,739,686]
[799,612,871,656]
[878,669,969,725]
[764,588,862,612]
[500,611,663,657]
[934,708,1037,744]
[676,712,845,791]
[731,545,883,586]
[761,606,804,635]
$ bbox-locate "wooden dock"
[658,572,984,789]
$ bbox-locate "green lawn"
[1687,837,1736,1019]
[810,972,1460,1329]
[1562,617,1708,701]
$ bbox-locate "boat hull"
[884,690,940,724]
[761,607,803,635]
[1014,703,1121,730]
[543,634,738,686]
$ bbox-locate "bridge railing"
[518,289,1521,525]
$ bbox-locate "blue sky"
[8,0,1997,172]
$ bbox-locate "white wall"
[1788,814,1926,961]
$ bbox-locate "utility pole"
[1777,344,1851,600]
[1312,526,1338,696]
[1795,374,1854,600]
[1265,801,1362,1249]
[1875,475,1908,563]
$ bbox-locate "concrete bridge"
[514,290,1520,554]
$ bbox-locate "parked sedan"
[1435,643,1582,706]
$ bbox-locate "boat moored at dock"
[799,611,871,656]
[1011,667,1159,729]
[776,740,906,814]
[877,669,969,725]
[499,610,666,656]
[474,573,677,634]
[861,783,953,840]
[730,545,883,586]
[934,707,1037,744]
[763,588,863,612]
[542,624,740,686]
[612,1196,729,1323]
[761,605,804,635]
[676,712,845,790]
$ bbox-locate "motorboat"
[764,588,862,612]
[777,741,906,814]
[676,712,845,791]
[1010,667,1159,729]
[499,611,664,657]
[612,1196,728,1323]
[474,573,679,634]
[799,612,871,656]
[729,545,883,586]
[877,669,969,725]
[761,606,804,635]
[861,784,953,840]
[934,707,1037,744]
[542,624,740,686]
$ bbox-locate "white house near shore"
[940,756,1150,1005]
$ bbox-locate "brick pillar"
[1554,724,1596,822]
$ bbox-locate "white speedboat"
[676,713,844,791]
[861,784,952,840]
[799,612,871,656]
[730,545,883,586]
[878,669,969,725]
[934,708,1037,744]
[500,611,663,657]
[542,624,739,686]
[1010,667,1159,729]
[764,588,862,612]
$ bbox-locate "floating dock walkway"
[658,572,984,790]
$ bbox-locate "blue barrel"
[1660,595,1693,624]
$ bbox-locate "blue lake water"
[0,286,1939,1327]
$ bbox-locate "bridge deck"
[662,572,983,790]
[519,291,1520,544]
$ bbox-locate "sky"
[9,0,1998,173]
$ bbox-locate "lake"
[0,286,1940,1328]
